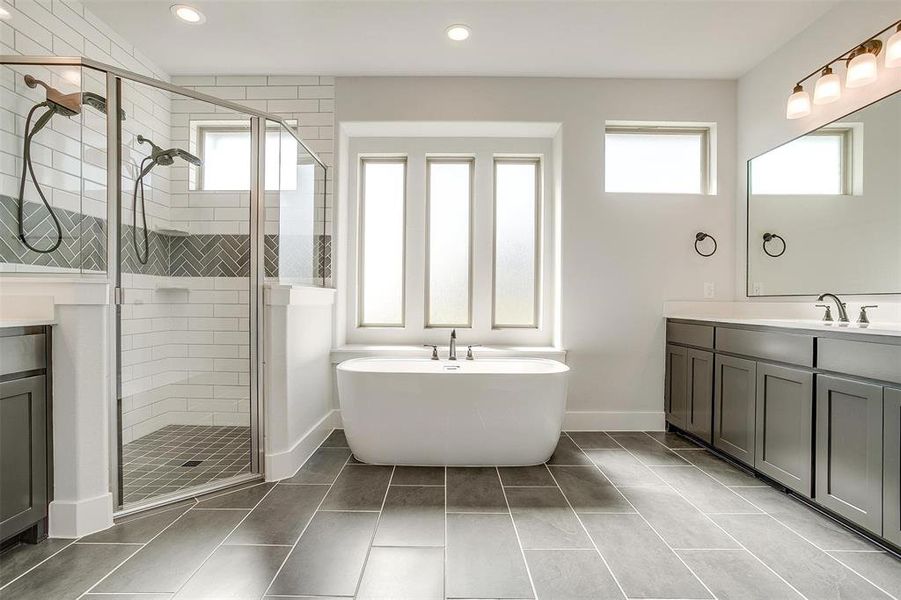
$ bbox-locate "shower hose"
[132,157,153,265]
[18,102,63,254]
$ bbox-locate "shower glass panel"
[116,78,255,509]
[0,64,107,274]
[267,120,328,286]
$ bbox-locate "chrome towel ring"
[762,232,786,257]
[694,232,717,257]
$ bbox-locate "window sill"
[330,344,566,364]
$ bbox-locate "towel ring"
[762,232,786,258]
[694,232,717,257]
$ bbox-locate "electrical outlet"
[704,282,715,299]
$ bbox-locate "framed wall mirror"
[747,89,901,297]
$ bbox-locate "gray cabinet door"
[884,387,901,547]
[0,375,47,540]
[713,354,757,466]
[686,349,713,443]
[815,375,883,534]
[754,363,813,497]
[665,344,688,430]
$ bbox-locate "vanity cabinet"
[0,327,51,544]
[882,387,900,546]
[665,344,689,430]
[713,355,757,466]
[665,323,713,442]
[815,375,883,535]
[685,349,713,442]
[754,364,813,496]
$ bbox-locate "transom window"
[750,128,853,195]
[605,124,713,194]
[347,137,554,345]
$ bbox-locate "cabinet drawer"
[817,338,901,385]
[715,327,813,367]
[0,334,46,376]
[666,322,714,349]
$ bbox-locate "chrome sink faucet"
[817,293,849,323]
[449,329,457,361]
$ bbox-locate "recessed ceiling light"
[446,24,470,42]
[0,6,12,20]
[170,4,205,24]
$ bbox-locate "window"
[359,158,406,326]
[750,129,851,195]
[191,121,298,191]
[605,126,709,194]
[494,159,540,327]
[426,158,473,328]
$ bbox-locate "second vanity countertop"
[666,315,901,342]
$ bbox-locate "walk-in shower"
[1,56,327,515]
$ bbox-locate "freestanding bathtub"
[336,357,569,466]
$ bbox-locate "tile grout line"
[260,446,353,598]
[567,431,721,600]
[599,432,810,600]
[642,432,897,597]
[495,465,539,600]
[0,539,78,592]
[352,464,396,598]
[73,501,200,599]
[541,444,631,600]
[444,464,448,600]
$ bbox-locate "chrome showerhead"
[136,135,202,178]
[24,74,125,122]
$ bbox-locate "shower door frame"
[0,56,327,517]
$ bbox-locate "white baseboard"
[563,411,665,431]
[48,492,114,538]
[265,410,342,481]
[331,409,663,433]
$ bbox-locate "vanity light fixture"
[813,66,841,105]
[786,19,900,119]
[446,24,471,41]
[170,4,205,24]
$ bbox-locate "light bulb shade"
[886,28,901,68]
[846,51,878,88]
[786,86,811,119]
[813,71,841,104]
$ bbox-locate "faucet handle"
[465,344,481,360]
[815,304,833,323]
[423,344,439,360]
[858,305,877,325]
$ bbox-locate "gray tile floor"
[2,429,899,599]
[121,424,251,504]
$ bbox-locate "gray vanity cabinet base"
[665,345,689,430]
[0,375,48,541]
[884,387,901,547]
[815,375,883,535]
[685,349,713,443]
[754,364,813,497]
[713,355,757,467]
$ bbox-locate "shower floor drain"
[181,460,203,467]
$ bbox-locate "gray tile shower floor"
[2,430,899,599]
[121,424,251,504]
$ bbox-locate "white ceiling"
[84,0,837,79]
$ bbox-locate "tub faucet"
[817,293,849,323]
[449,329,457,361]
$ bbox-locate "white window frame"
[345,137,555,346]
[492,157,541,329]
[604,123,714,195]
[750,126,855,196]
[358,156,407,327]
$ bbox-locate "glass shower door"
[115,77,258,509]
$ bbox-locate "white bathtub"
[336,357,569,466]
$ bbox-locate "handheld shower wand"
[131,135,202,265]
[17,74,122,253]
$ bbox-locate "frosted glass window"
[751,133,846,195]
[427,159,472,327]
[605,130,706,194]
[494,160,539,327]
[197,127,297,191]
[360,159,406,326]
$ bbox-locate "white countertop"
[0,318,56,328]
[667,315,901,339]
